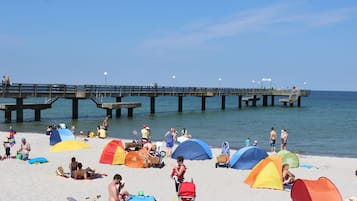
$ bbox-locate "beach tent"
[125,151,148,168]
[58,128,75,141]
[244,155,283,190]
[291,177,343,201]
[171,139,212,160]
[50,140,91,152]
[229,146,268,170]
[49,129,62,145]
[99,139,126,165]
[278,150,300,168]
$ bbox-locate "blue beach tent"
[58,128,75,141]
[49,129,61,145]
[172,139,213,160]
[229,146,268,170]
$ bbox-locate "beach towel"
[128,195,156,201]
[28,157,48,164]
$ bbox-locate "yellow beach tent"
[244,155,283,190]
[50,140,91,152]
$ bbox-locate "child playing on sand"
[3,137,10,159]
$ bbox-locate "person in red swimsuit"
[171,155,186,193]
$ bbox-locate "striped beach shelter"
[99,139,126,165]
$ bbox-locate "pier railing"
[1,83,310,99]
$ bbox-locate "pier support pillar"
[238,96,242,109]
[128,108,133,117]
[5,110,11,123]
[252,95,257,107]
[271,95,275,106]
[178,96,183,112]
[150,96,155,114]
[221,96,226,110]
[34,109,41,121]
[16,98,24,122]
[263,95,268,107]
[297,96,301,107]
[116,97,122,117]
[201,96,206,111]
[72,98,79,119]
[106,109,112,117]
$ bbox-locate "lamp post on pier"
[172,75,176,94]
[104,71,108,96]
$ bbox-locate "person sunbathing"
[73,162,87,179]
[282,163,295,185]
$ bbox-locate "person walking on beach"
[171,155,186,194]
[281,129,288,150]
[270,127,277,152]
[108,174,130,201]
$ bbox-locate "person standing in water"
[270,127,277,152]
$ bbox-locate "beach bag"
[16,153,22,159]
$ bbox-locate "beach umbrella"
[50,140,91,152]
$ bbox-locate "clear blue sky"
[1,1,356,91]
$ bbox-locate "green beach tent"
[277,150,299,168]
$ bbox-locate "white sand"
[0,131,356,201]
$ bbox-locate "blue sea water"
[0,91,356,157]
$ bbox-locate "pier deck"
[0,83,311,122]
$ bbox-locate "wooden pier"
[0,83,310,122]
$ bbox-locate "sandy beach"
[0,131,356,201]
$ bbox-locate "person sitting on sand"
[282,163,295,185]
[69,157,78,178]
[108,174,131,201]
[17,138,31,160]
[181,128,192,139]
[72,162,97,179]
[72,162,87,179]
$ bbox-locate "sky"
[1,1,356,91]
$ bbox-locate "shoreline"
[3,130,356,159]
[0,131,356,201]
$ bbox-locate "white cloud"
[138,4,355,52]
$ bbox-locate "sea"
[0,90,356,158]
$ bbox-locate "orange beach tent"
[99,139,126,165]
[124,151,148,168]
[291,177,343,201]
[244,155,283,190]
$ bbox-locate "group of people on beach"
[1,128,31,161]
[107,155,187,201]
[139,124,192,157]
[269,127,289,152]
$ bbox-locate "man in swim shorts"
[270,127,277,152]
